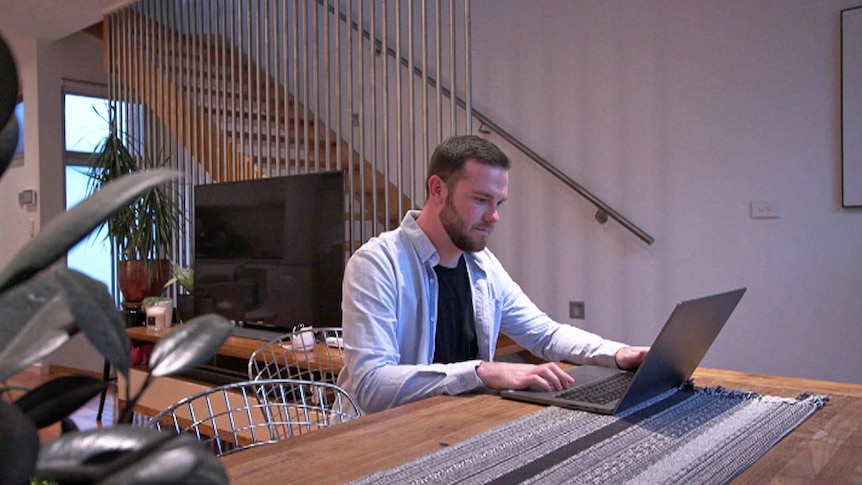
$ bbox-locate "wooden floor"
[2,366,118,442]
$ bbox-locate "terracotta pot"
[118,259,171,305]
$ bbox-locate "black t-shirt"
[433,255,478,364]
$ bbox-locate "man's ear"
[428,175,447,203]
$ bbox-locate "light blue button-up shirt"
[337,211,626,413]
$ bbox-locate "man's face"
[439,159,509,252]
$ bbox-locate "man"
[338,135,648,413]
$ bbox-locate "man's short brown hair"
[426,135,510,191]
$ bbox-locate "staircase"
[115,13,408,235]
[104,0,654,258]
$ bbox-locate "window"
[65,94,111,153]
[64,87,115,299]
[13,100,23,157]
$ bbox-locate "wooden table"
[127,325,278,362]
[221,368,862,484]
[126,325,343,376]
[123,326,343,419]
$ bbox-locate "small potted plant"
[165,261,195,322]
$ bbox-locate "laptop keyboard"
[556,372,634,404]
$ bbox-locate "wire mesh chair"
[146,378,361,457]
[248,327,345,385]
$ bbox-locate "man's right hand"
[476,361,575,392]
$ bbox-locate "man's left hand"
[615,346,649,370]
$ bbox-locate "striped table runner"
[352,384,828,485]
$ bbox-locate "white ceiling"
[0,0,131,41]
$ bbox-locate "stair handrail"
[321,0,654,246]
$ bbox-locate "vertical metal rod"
[323,0,331,172]
[146,0,152,158]
[189,0,197,182]
[464,0,472,134]
[312,0,320,171]
[279,2,291,175]
[346,0,355,249]
[272,0,281,176]
[435,0,442,142]
[234,0,241,180]
[134,3,141,159]
[254,1,262,175]
[292,0,300,174]
[395,0,403,221]
[207,0,216,183]
[190,0,200,183]
[369,0,378,236]
[449,0,458,135]
[334,0,342,174]
[263,0,272,176]
[421,0,429,195]
[381,0,389,231]
[221,0,229,181]
[244,0,252,179]
[357,0,366,242]
[302,3,314,173]
[407,0,416,208]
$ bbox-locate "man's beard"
[440,194,490,253]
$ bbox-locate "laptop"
[501,288,746,415]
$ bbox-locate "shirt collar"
[400,210,487,273]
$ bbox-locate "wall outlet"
[569,301,585,319]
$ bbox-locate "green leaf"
[0,33,19,127]
[35,427,228,485]
[0,400,39,485]
[0,169,180,293]
[0,273,77,381]
[13,375,109,429]
[98,435,228,485]
[54,269,131,378]
[148,315,233,377]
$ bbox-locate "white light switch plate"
[750,200,782,219]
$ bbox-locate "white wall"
[474,0,862,385]
[0,31,39,271]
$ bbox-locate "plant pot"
[176,294,195,323]
[118,259,171,306]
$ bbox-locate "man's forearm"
[349,360,484,413]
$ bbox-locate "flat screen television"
[193,171,345,332]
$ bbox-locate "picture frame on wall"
[841,5,862,207]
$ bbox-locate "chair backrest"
[146,378,361,457]
[248,327,344,385]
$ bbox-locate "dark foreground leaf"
[148,315,233,377]
[14,375,109,429]
[0,399,39,485]
[36,427,228,485]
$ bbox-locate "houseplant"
[165,261,195,323]
[0,34,232,483]
[86,115,180,306]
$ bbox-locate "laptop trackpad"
[568,364,625,383]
